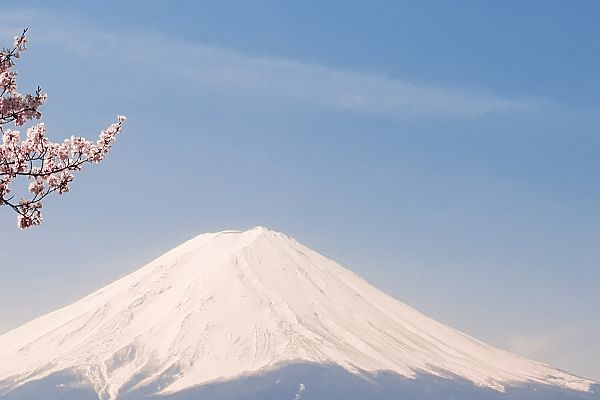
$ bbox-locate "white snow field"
[0,227,595,400]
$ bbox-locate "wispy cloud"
[507,329,574,359]
[1,9,540,119]
[505,326,600,382]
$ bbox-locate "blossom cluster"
[1,31,125,229]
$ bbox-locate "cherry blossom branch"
[0,31,126,229]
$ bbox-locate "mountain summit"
[0,227,596,400]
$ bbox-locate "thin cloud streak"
[508,329,575,359]
[507,327,600,381]
[1,9,540,119]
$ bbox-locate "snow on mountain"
[0,227,595,400]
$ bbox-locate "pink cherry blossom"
[1,30,125,228]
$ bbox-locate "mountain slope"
[0,227,595,400]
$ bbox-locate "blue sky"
[0,1,599,380]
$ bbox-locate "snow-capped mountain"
[0,227,597,400]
